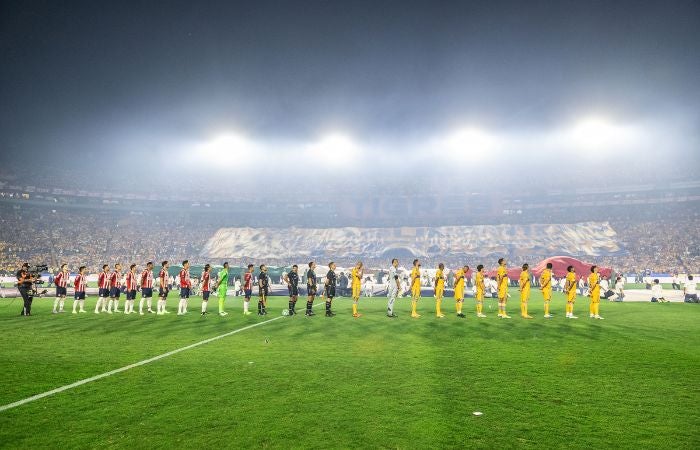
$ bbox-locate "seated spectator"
[600,276,614,299]
[683,275,698,303]
[650,279,667,302]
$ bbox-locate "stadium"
[1,1,699,449]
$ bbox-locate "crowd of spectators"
[1,200,697,277]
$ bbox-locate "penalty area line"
[0,315,285,413]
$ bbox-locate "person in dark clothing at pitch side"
[324,262,338,317]
[17,263,36,316]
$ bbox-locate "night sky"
[1,0,698,187]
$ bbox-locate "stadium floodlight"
[306,133,361,167]
[568,117,640,152]
[438,127,500,161]
[194,133,255,167]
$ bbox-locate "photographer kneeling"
[16,263,36,316]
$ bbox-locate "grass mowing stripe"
[0,315,284,413]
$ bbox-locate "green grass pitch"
[0,289,698,449]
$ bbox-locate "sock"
[502,303,507,316]
[201,301,207,313]
[147,298,152,310]
[523,302,528,316]
[306,300,313,312]
[590,302,595,315]
[80,300,85,311]
[544,301,550,315]
[59,299,65,311]
[73,300,78,312]
[289,300,294,312]
[95,298,102,313]
[411,300,417,315]
[178,299,183,314]
[53,298,60,312]
[107,299,113,312]
[326,301,331,313]
[352,302,357,315]
[114,300,120,311]
[594,303,599,315]
[139,298,145,313]
[219,297,224,313]
[258,301,262,314]
[244,300,250,312]
[291,300,296,313]
[387,298,394,314]
[436,299,442,315]
[184,299,189,312]
[456,301,462,314]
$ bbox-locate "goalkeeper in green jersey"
[215,262,229,316]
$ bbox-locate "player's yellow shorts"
[435,287,444,298]
[454,286,464,300]
[542,289,552,301]
[352,284,361,298]
[520,291,529,302]
[498,288,507,299]
[476,290,484,301]
[567,293,576,302]
[590,292,600,303]
[411,285,421,298]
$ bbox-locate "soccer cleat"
[457,313,466,318]
[590,314,595,318]
[306,310,316,316]
[544,314,552,318]
[436,314,445,318]
[52,311,58,314]
[325,311,336,317]
[148,309,153,313]
[140,312,145,316]
[219,311,227,316]
[595,315,604,320]
[157,311,164,315]
[243,311,252,315]
[352,313,362,318]
[72,311,77,314]
[569,315,578,319]
[79,310,86,313]
[522,315,533,319]
[411,313,421,318]
[502,314,512,319]
[387,313,398,318]
[477,313,487,318]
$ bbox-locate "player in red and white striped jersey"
[177,260,192,315]
[72,266,87,314]
[200,264,211,316]
[53,264,69,314]
[157,261,170,315]
[95,264,110,314]
[107,263,122,314]
[139,261,155,315]
[124,264,138,314]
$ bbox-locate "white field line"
[0,315,286,413]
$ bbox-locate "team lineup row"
[25,257,605,320]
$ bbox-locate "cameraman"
[17,263,36,316]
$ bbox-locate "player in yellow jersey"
[351,261,363,318]
[519,263,533,319]
[564,265,578,319]
[539,262,553,318]
[434,263,446,318]
[475,264,487,317]
[410,259,421,318]
[496,258,511,318]
[453,264,468,318]
[588,265,604,320]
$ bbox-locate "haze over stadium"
[1,1,699,448]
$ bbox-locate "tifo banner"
[201,222,623,259]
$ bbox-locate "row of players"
[47,258,603,319]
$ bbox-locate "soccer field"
[1,290,698,449]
